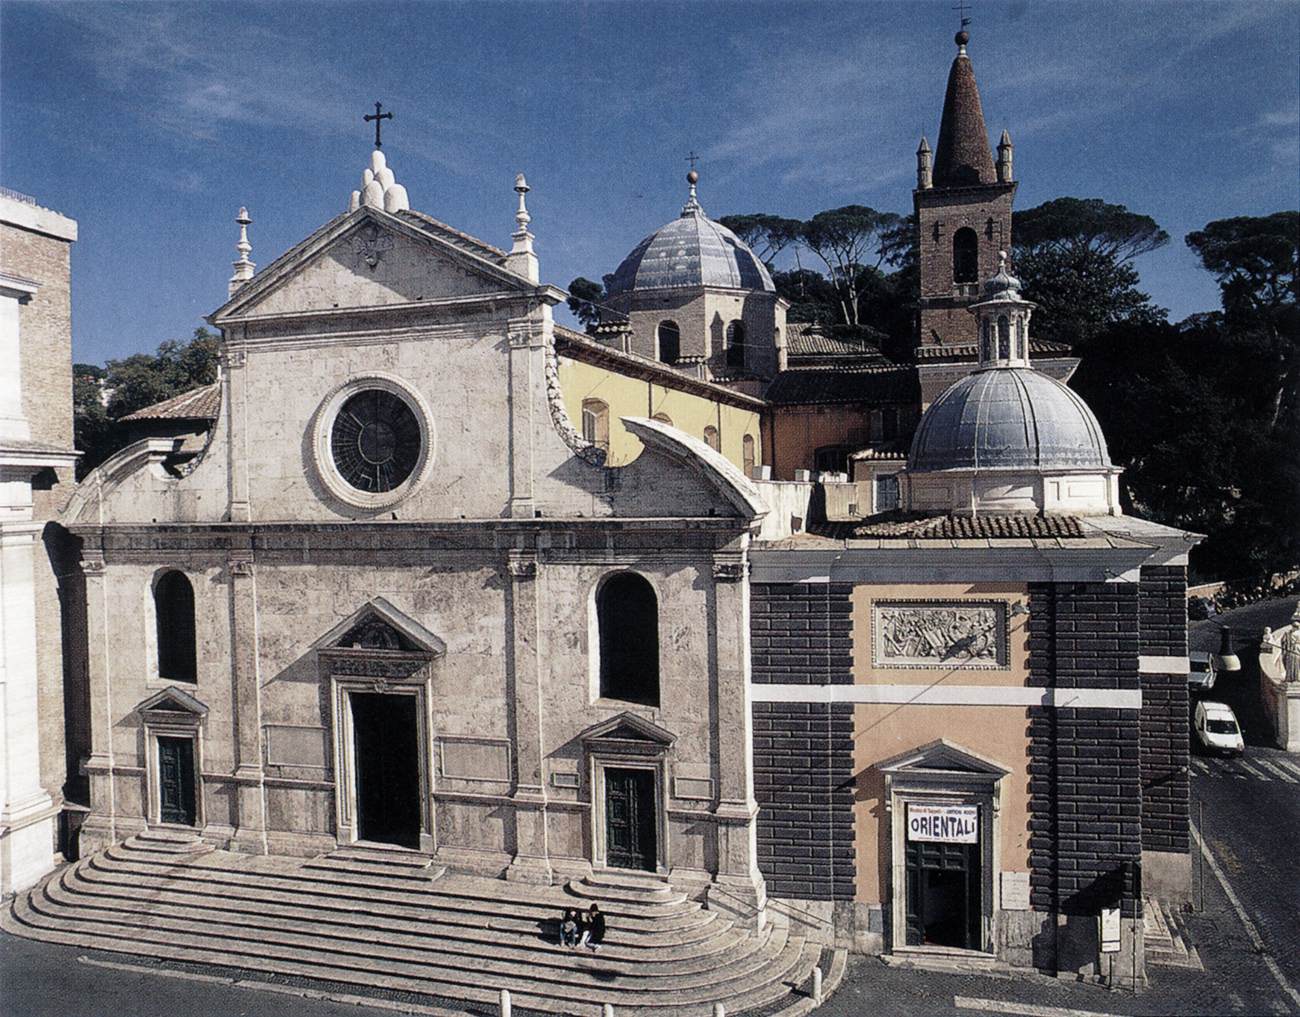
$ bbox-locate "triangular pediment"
[136,686,208,717]
[580,712,677,748]
[211,207,533,323]
[876,738,1010,777]
[314,596,445,656]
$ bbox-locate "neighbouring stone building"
[0,188,80,895]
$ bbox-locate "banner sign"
[907,804,978,843]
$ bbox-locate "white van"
[1193,700,1244,757]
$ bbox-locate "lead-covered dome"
[607,176,775,296]
[909,368,1111,472]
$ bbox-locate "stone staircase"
[1142,895,1202,970]
[3,830,843,1015]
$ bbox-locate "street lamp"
[1212,626,1241,672]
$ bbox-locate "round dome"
[607,211,775,296]
[908,368,1112,472]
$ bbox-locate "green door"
[157,736,196,826]
[604,768,657,871]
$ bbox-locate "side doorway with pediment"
[316,598,445,853]
[581,713,676,875]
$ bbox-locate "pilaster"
[227,548,266,853]
[506,323,542,520]
[224,348,251,522]
[76,550,117,855]
[504,548,551,883]
[706,549,766,927]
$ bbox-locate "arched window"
[980,318,992,361]
[703,425,720,451]
[155,571,197,683]
[953,227,979,284]
[657,321,680,364]
[597,573,659,706]
[581,399,609,450]
[997,315,1011,359]
[651,412,673,426]
[724,321,745,369]
[742,434,756,477]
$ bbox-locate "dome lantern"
[971,251,1033,369]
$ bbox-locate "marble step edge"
[566,880,685,905]
[14,891,806,1010]
[88,854,718,941]
[56,866,762,973]
[6,900,816,1017]
[97,848,710,928]
[108,844,702,919]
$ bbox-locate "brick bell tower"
[914,28,1016,349]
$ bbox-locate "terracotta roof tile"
[786,323,890,359]
[914,338,1072,362]
[815,512,1087,540]
[120,382,221,422]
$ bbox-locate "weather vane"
[953,0,972,30]
[364,101,394,149]
[686,151,701,171]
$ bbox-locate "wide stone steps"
[3,835,828,1016]
[51,864,771,979]
[95,845,713,936]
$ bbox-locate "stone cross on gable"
[364,102,394,149]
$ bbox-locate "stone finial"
[917,135,933,190]
[996,128,1014,183]
[506,172,539,283]
[352,146,409,213]
[681,168,703,217]
[228,206,255,297]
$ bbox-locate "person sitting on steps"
[559,907,580,948]
[579,903,605,952]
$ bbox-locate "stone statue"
[1260,605,1300,684]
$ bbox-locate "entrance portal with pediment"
[317,598,445,854]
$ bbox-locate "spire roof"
[932,32,997,187]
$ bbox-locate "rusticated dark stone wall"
[750,582,855,899]
[752,702,855,900]
[1027,582,1143,917]
[1138,565,1190,854]
[750,583,853,685]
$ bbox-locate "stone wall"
[1138,565,1191,867]
[752,702,855,900]
[1027,583,1143,918]
[914,183,1015,347]
[749,583,855,899]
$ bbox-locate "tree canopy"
[1070,209,1299,585]
[566,276,609,332]
[1013,197,1170,264]
[1185,211,1299,330]
[1012,198,1168,347]
[715,214,803,265]
[797,206,904,327]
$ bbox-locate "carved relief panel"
[872,601,1008,669]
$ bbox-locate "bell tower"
[914,29,1016,349]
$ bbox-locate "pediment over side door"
[580,712,677,760]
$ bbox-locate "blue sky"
[3,0,1297,366]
